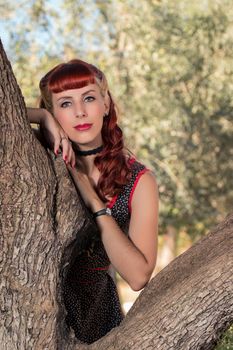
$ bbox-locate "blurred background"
[1,0,232,348]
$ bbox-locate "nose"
[75,102,87,118]
[76,110,87,118]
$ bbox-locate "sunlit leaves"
[1,0,233,239]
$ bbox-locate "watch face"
[106,207,112,216]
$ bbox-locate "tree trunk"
[0,39,232,350]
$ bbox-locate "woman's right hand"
[27,107,75,167]
[40,109,76,167]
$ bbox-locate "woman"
[28,59,158,344]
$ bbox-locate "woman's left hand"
[67,165,104,212]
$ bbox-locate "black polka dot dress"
[63,158,149,344]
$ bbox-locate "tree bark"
[0,39,232,350]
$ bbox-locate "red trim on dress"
[128,157,136,165]
[107,194,118,209]
[86,266,110,271]
[128,168,150,213]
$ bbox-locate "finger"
[67,146,76,167]
[61,138,76,167]
[68,146,76,168]
[67,146,72,165]
[61,138,69,163]
[54,135,61,155]
[71,150,76,168]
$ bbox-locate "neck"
[73,144,103,176]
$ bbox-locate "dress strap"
[128,167,150,213]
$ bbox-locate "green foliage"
[215,326,233,350]
[95,0,233,239]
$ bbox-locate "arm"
[27,107,48,124]
[27,107,75,166]
[94,171,158,291]
[68,168,159,291]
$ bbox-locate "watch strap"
[93,207,112,218]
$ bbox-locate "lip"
[74,123,92,131]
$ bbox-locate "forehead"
[52,83,101,101]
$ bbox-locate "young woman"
[28,59,159,344]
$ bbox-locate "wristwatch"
[93,207,112,218]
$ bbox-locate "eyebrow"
[82,89,96,96]
[57,89,96,102]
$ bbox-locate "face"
[52,83,108,150]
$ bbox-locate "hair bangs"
[48,63,96,93]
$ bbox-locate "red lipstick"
[74,123,92,131]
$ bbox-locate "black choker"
[76,145,104,156]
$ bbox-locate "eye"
[60,101,71,108]
[84,95,95,102]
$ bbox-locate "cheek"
[96,105,106,119]
[54,111,67,126]
[54,115,72,135]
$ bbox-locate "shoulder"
[132,170,158,201]
[130,169,159,226]
[137,169,157,186]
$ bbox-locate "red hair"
[39,59,132,201]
